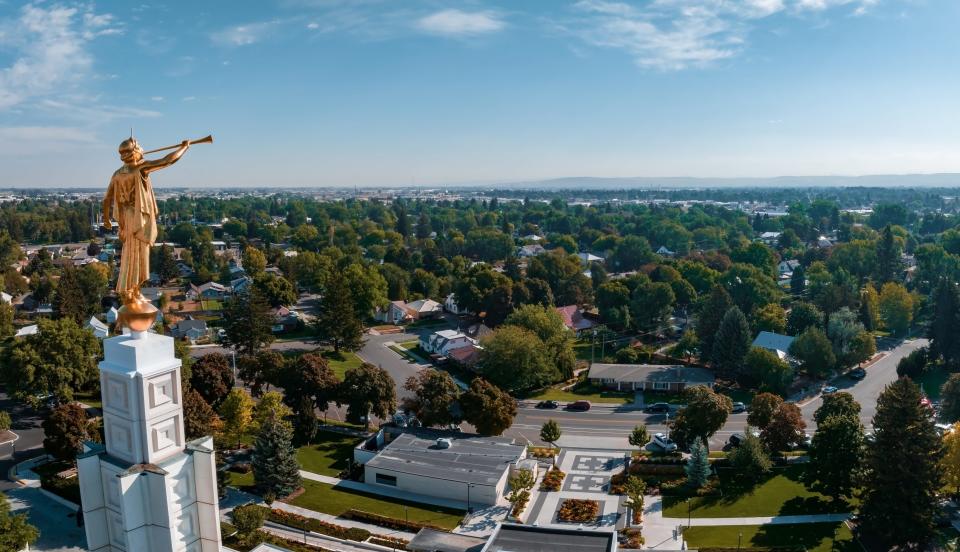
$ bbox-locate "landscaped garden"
[557,499,600,523]
[295,431,362,477]
[529,379,633,404]
[663,466,855,518]
[682,522,857,552]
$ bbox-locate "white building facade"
[77,331,222,552]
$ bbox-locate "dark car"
[566,400,591,411]
[728,433,746,447]
[536,400,560,409]
[645,402,670,414]
[848,368,866,380]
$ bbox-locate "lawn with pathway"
[529,380,633,404]
[663,466,854,519]
[295,431,362,477]
[322,350,364,379]
[683,522,857,552]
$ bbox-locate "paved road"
[0,390,46,492]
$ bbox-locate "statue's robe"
[107,164,158,298]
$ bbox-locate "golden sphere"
[117,298,159,332]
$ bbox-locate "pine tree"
[875,224,901,284]
[252,414,302,498]
[685,437,711,489]
[861,378,943,547]
[695,285,734,362]
[790,264,806,296]
[711,306,751,378]
[314,272,363,352]
[222,290,275,356]
[929,279,960,366]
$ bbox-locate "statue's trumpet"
[141,135,213,155]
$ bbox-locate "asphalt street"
[187,329,926,449]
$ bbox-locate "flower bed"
[368,536,409,550]
[540,468,566,491]
[529,447,558,459]
[557,499,600,523]
[341,508,444,532]
[620,528,645,549]
[660,477,721,498]
[511,490,530,518]
[265,508,371,542]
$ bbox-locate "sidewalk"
[665,512,851,526]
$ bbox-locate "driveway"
[6,485,85,552]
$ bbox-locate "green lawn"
[200,299,223,311]
[663,466,855,518]
[529,381,633,404]
[399,340,419,349]
[75,390,103,410]
[322,350,364,379]
[289,479,464,530]
[915,368,951,400]
[407,319,449,330]
[683,523,857,552]
[295,431,362,477]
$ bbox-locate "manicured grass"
[399,340,419,349]
[289,480,464,530]
[295,431,362,477]
[228,470,254,488]
[200,299,223,311]
[75,390,103,410]
[407,319,449,330]
[530,382,633,404]
[322,350,363,379]
[683,523,857,552]
[642,391,687,405]
[915,368,951,400]
[663,466,854,518]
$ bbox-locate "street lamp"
[466,483,475,514]
[737,531,742,551]
[686,498,691,528]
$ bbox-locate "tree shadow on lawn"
[299,439,355,474]
[751,522,858,551]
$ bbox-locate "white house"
[577,252,604,266]
[517,244,546,258]
[444,293,471,315]
[15,324,38,338]
[187,281,229,301]
[405,299,443,319]
[656,246,675,257]
[376,299,442,324]
[778,259,801,276]
[752,331,795,360]
[759,231,782,245]
[86,316,109,339]
[420,329,477,356]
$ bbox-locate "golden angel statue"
[102,136,192,330]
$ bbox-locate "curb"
[0,430,19,447]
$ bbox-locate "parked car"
[848,368,866,380]
[536,400,560,409]
[566,400,591,411]
[822,386,838,395]
[645,402,671,414]
[728,433,746,448]
[731,402,747,413]
[652,433,677,452]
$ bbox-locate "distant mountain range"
[493,174,960,189]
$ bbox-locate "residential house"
[375,299,442,324]
[86,316,109,339]
[406,299,443,319]
[555,305,597,335]
[656,245,675,257]
[587,363,715,392]
[517,244,546,258]
[522,234,542,242]
[447,344,482,368]
[759,231,782,245]
[444,293,471,315]
[778,259,801,276]
[272,306,301,333]
[577,252,604,266]
[419,329,477,356]
[230,276,253,294]
[15,324,38,338]
[752,331,795,361]
[169,318,209,341]
[188,282,229,301]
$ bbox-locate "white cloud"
[568,0,886,70]
[151,96,164,102]
[211,20,281,47]
[0,3,122,110]
[416,9,505,37]
[0,126,98,156]
[306,22,320,30]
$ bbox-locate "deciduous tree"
[402,369,461,428]
[540,419,561,449]
[942,424,960,494]
[728,429,771,480]
[878,281,914,335]
[219,388,254,449]
[42,403,95,462]
[191,353,235,408]
[760,403,806,453]
[940,373,960,423]
[809,414,864,500]
[747,393,783,429]
[786,301,822,336]
[744,347,792,395]
[0,492,39,552]
[669,386,732,450]
[480,326,557,392]
[789,327,835,377]
[183,389,219,440]
[628,424,649,450]
[460,378,516,436]
[338,363,396,428]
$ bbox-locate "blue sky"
[0,0,959,188]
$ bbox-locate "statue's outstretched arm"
[141,141,190,176]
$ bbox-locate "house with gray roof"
[752,331,795,360]
[587,363,715,392]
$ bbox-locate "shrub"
[368,536,409,551]
[529,447,558,459]
[341,509,445,532]
[40,474,81,504]
[232,504,268,544]
[540,468,566,491]
[621,528,645,549]
[660,477,721,498]
[230,462,252,474]
[266,508,371,542]
[510,489,530,517]
[557,499,600,523]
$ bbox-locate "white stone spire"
[78,332,222,552]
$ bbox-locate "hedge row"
[368,536,409,551]
[341,508,444,532]
[265,508,371,542]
